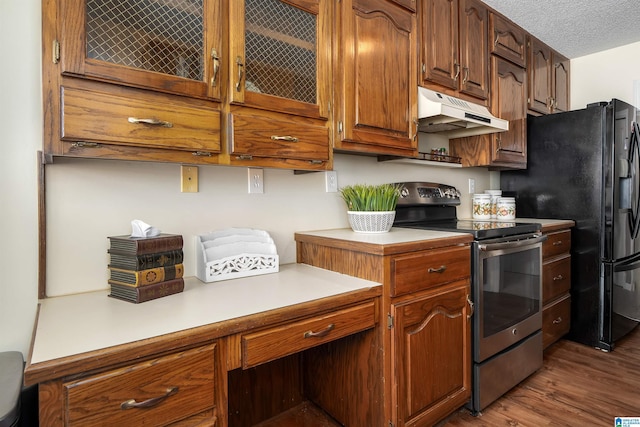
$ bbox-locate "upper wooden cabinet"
[58,0,223,100]
[489,11,526,67]
[450,56,527,169]
[333,0,419,157]
[420,0,489,102]
[42,0,224,163]
[528,35,570,114]
[224,0,333,170]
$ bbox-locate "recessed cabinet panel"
[334,0,418,156]
[392,282,471,426]
[64,344,216,426]
[61,85,221,152]
[489,12,526,67]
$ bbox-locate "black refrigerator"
[501,99,640,351]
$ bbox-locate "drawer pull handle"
[192,151,213,157]
[271,135,299,142]
[553,274,564,281]
[428,265,447,273]
[304,323,335,338]
[120,386,179,410]
[128,117,173,128]
[552,317,563,324]
[552,241,563,246]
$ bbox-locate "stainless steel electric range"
[393,182,545,414]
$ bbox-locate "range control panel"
[394,182,461,206]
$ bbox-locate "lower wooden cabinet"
[42,343,218,427]
[295,231,474,426]
[391,280,472,427]
[541,226,573,349]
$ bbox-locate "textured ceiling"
[480,0,640,59]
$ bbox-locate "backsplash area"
[45,152,496,296]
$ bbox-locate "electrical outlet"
[325,171,338,192]
[468,178,475,194]
[181,166,198,193]
[248,168,264,194]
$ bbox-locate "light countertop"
[29,263,380,366]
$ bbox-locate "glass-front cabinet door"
[59,0,222,100]
[228,0,331,120]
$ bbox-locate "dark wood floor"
[442,327,640,426]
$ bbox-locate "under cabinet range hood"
[417,87,509,138]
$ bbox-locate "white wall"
[0,0,42,357]
[570,41,640,109]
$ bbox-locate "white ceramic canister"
[496,197,516,220]
[484,190,502,219]
[472,193,492,220]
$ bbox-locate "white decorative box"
[195,228,279,283]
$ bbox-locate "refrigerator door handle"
[630,123,640,238]
[615,252,640,272]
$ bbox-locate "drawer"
[542,294,571,349]
[61,86,222,152]
[391,246,471,297]
[229,110,330,161]
[242,301,376,369]
[64,343,216,426]
[543,255,571,304]
[543,230,571,260]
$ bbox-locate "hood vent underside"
[417,87,509,138]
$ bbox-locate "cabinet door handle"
[467,294,475,320]
[211,48,220,87]
[552,240,563,246]
[428,265,447,273]
[453,62,461,80]
[120,386,179,410]
[552,317,563,324]
[462,66,469,84]
[496,136,503,153]
[235,56,244,92]
[271,135,299,142]
[304,323,335,338]
[128,117,173,128]
[553,274,564,281]
[411,118,418,141]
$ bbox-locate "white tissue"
[130,219,160,238]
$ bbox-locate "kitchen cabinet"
[43,0,332,170]
[50,344,219,426]
[42,0,224,164]
[489,11,526,67]
[333,0,419,157]
[528,35,570,115]
[295,229,473,426]
[26,266,382,427]
[449,55,527,169]
[419,0,489,102]
[541,226,572,349]
[225,0,333,170]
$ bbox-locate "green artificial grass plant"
[339,183,402,212]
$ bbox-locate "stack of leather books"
[107,234,184,303]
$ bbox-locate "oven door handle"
[478,234,547,251]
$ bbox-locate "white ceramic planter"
[347,211,396,233]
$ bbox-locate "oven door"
[473,233,546,362]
